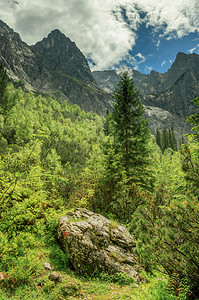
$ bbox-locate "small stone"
[49,271,62,282]
[36,285,42,290]
[44,262,53,271]
[0,272,8,281]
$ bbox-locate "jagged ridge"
[0,19,112,114]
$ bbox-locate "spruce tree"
[162,127,168,152]
[155,128,162,151]
[0,64,8,111]
[0,64,15,116]
[170,127,178,151]
[103,109,111,136]
[111,72,152,190]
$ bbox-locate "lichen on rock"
[57,208,141,282]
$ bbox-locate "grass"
[0,271,167,300]
[0,214,190,300]
[0,206,191,300]
[0,234,178,300]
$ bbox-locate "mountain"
[0,20,112,114]
[92,53,199,137]
[93,53,199,118]
[0,19,196,137]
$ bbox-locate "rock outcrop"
[0,19,113,114]
[93,53,199,118]
[145,106,192,137]
[57,209,140,282]
[92,53,199,137]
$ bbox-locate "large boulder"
[57,208,141,282]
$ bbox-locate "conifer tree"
[155,128,162,150]
[0,64,16,116]
[170,127,178,151]
[103,109,112,136]
[0,64,8,111]
[162,127,169,152]
[111,72,152,190]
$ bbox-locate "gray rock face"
[92,70,120,94]
[92,53,199,136]
[31,29,95,87]
[0,20,38,86]
[92,53,199,118]
[0,19,197,135]
[0,20,112,114]
[57,209,140,282]
[144,106,192,138]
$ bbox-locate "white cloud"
[135,0,199,38]
[145,65,153,73]
[116,65,134,78]
[188,47,196,54]
[161,60,166,67]
[136,53,146,63]
[0,0,198,70]
[156,40,161,49]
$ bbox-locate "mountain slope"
[0,19,196,137]
[92,52,199,118]
[0,20,112,114]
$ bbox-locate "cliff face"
[93,52,199,118]
[92,53,199,137]
[142,53,199,117]
[0,20,112,114]
[31,29,95,85]
[0,19,197,136]
[0,20,38,86]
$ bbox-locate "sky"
[0,0,199,74]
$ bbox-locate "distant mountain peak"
[0,19,112,114]
[47,29,72,42]
[0,19,14,34]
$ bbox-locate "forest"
[0,65,199,299]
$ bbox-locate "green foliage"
[92,73,154,220]
[0,65,16,117]
[111,72,152,188]
[155,126,178,153]
[131,192,199,296]
[1,72,199,299]
[97,271,135,285]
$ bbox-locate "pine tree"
[103,109,112,136]
[111,72,152,190]
[0,64,15,116]
[162,127,169,152]
[155,128,163,151]
[0,64,8,113]
[170,127,178,151]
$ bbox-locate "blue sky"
[125,24,199,74]
[0,0,199,74]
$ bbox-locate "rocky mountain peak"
[0,19,112,113]
[161,52,199,92]
[35,29,73,50]
[0,19,23,44]
[0,19,12,33]
[32,29,95,84]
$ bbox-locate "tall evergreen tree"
[103,109,112,136]
[162,127,169,152]
[0,64,15,116]
[155,128,162,150]
[0,64,8,111]
[170,127,178,151]
[111,72,152,190]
